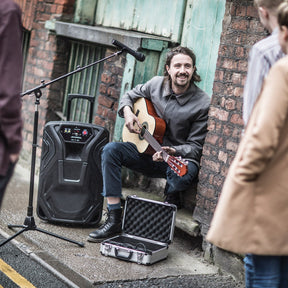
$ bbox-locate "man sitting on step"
[88,46,210,243]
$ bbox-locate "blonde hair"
[278,1,288,28]
[254,0,285,14]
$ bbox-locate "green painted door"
[181,0,226,96]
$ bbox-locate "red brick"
[235,5,247,17]
[222,124,232,136]
[205,134,219,145]
[207,119,215,131]
[98,94,114,108]
[202,147,211,157]
[231,113,244,125]
[99,84,107,94]
[209,107,229,121]
[213,174,225,187]
[225,98,236,110]
[226,140,239,152]
[231,19,248,31]
[202,159,220,173]
[222,58,236,70]
[94,116,105,126]
[235,46,245,58]
[97,105,109,118]
[233,86,243,97]
[107,87,119,99]
[218,151,228,163]
[101,73,112,84]
[247,6,258,18]
[107,110,117,122]
[232,72,242,85]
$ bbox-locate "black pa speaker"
[37,121,109,226]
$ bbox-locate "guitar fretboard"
[141,127,169,161]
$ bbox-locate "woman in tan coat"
[207,2,288,287]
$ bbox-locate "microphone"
[112,39,145,62]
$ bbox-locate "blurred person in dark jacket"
[0,0,23,207]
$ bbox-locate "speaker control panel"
[59,125,93,143]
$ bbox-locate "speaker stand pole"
[0,48,124,248]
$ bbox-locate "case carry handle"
[114,247,133,260]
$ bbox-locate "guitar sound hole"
[139,122,148,140]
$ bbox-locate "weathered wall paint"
[182,0,226,96]
[74,0,97,24]
[113,54,136,141]
[76,0,186,43]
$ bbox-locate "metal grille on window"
[63,41,104,123]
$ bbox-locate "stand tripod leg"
[1,216,84,247]
[0,226,84,247]
[0,227,28,247]
[7,224,27,229]
[34,227,84,247]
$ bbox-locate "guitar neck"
[142,128,169,161]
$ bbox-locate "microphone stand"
[0,49,124,247]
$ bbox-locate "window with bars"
[62,41,105,123]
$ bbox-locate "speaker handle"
[67,94,95,123]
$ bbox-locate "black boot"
[87,208,122,243]
[163,183,182,209]
[164,192,182,209]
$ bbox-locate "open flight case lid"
[122,195,177,245]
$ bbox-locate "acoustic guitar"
[122,97,188,177]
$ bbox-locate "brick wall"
[19,0,75,165]
[193,0,266,240]
[94,48,126,140]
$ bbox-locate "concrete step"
[122,187,200,238]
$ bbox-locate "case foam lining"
[123,197,176,243]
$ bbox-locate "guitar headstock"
[167,156,188,177]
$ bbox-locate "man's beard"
[174,74,190,87]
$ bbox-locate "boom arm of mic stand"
[21,50,124,97]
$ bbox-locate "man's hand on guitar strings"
[152,147,176,162]
[123,106,141,134]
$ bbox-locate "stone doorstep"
[122,187,200,238]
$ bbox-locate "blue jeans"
[101,142,198,198]
[244,254,288,288]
